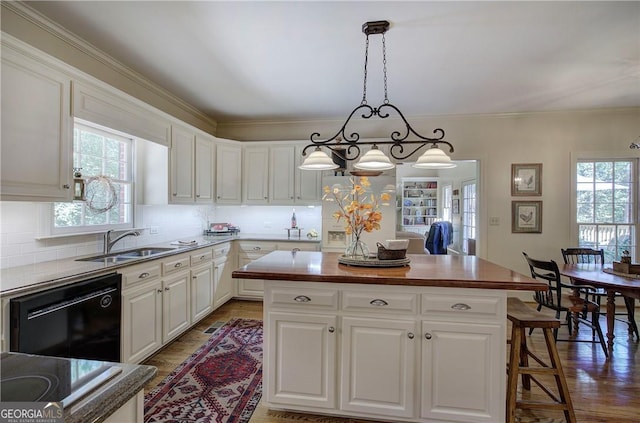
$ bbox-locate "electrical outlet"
[149,226,159,234]
[489,217,500,226]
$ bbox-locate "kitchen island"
[232,251,546,423]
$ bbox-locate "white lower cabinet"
[214,255,234,309]
[264,281,506,423]
[267,312,337,409]
[190,262,213,323]
[420,320,503,422]
[122,279,163,364]
[162,269,191,343]
[340,317,417,418]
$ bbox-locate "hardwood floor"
[143,299,639,423]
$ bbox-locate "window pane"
[54,203,83,227]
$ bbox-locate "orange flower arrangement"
[323,176,390,240]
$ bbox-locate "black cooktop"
[0,353,121,406]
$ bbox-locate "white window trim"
[570,150,639,261]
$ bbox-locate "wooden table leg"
[606,290,616,350]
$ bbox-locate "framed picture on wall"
[452,199,460,214]
[512,201,542,233]
[511,163,542,196]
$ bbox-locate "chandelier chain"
[382,33,388,104]
[361,34,369,105]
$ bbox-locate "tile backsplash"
[0,202,321,269]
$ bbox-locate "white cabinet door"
[242,146,269,204]
[190,263,213,323]
[236,255,265,298]
[194,135,214,203]
[420,320,503,422]
[1,45,72,201]
[213,257,234,309]
[295,146,322,204]
[340,317,417,418]
[169,125,195,203]
[215,143,242,204]
[267,312,337,409]
[162,270,191,342]
[270,145,295,204]
[121,280,163,363]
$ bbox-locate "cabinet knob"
[294,295,311,303]
[424,333,432,340]
[196,194,201,198]
[164,287,170,291]
[328,327,335,333]
[217,196,221,199]
[408,332,415,339]
[63,184,70,189]
[139,272,150,279]
[451,303,471,311]
[370,299,389,307]
[157,289,162,294]
[264,197,268,200]
[192,275,197,279]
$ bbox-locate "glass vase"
[345,236,370,259]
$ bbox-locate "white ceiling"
[26,1,640,124]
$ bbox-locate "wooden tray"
[338,255,411,268]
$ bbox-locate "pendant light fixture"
[299,20,455,171]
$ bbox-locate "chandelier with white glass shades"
[299,20,456,171]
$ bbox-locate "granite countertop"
[232,251,547,291]
[1,352,156,423]
[1,234,321,298]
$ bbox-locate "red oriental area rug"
[144,318,263,423]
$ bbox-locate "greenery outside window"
[576,159,637,263]
[53,121,134,234]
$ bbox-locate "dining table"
[560,263,640,350]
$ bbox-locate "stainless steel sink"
[76,247,176,262]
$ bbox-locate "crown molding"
[3,1,217,131]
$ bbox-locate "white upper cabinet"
[194,134,214,203]
[295,146,322,204]
[243,146,270,204]
[270,145,296,204]
[1,39,73,202]
[215,142,242,204]
[169,125,214,204]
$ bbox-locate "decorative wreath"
[84,176,119,213]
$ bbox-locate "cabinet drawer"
[213,243,231,258]
[277,242,319,252]
[190,248,213,266]
[120,262,161,288]
[421,294,502,318]
[162,255,191,275]
[342,291,417,314]
[268,287,338,310]
[238,241,276,255]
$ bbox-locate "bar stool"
[506,297,576,423]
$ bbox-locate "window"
[53,121,134,233]
[575,159,637,263]
[442,184,452,222]
[461,180,476,254]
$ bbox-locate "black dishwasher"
[10,273,122,362]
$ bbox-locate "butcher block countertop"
[232,251,547,291]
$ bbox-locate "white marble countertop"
[0,234,320,298]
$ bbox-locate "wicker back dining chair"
[561,247,639,340]
[523,252,608,357]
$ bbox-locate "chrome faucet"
[103,230,140,254]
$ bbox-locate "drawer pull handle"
[294,295,311,303]
[425,333,432,340]
[328,327,335,333]
[138,272,150,279]
[451,303,471,311]
[408,332,415,339]
[292,248,300,252]
[253,246,261,251]
[174,262,183,268]
[200,255,206,260]
[370,299,388,306]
